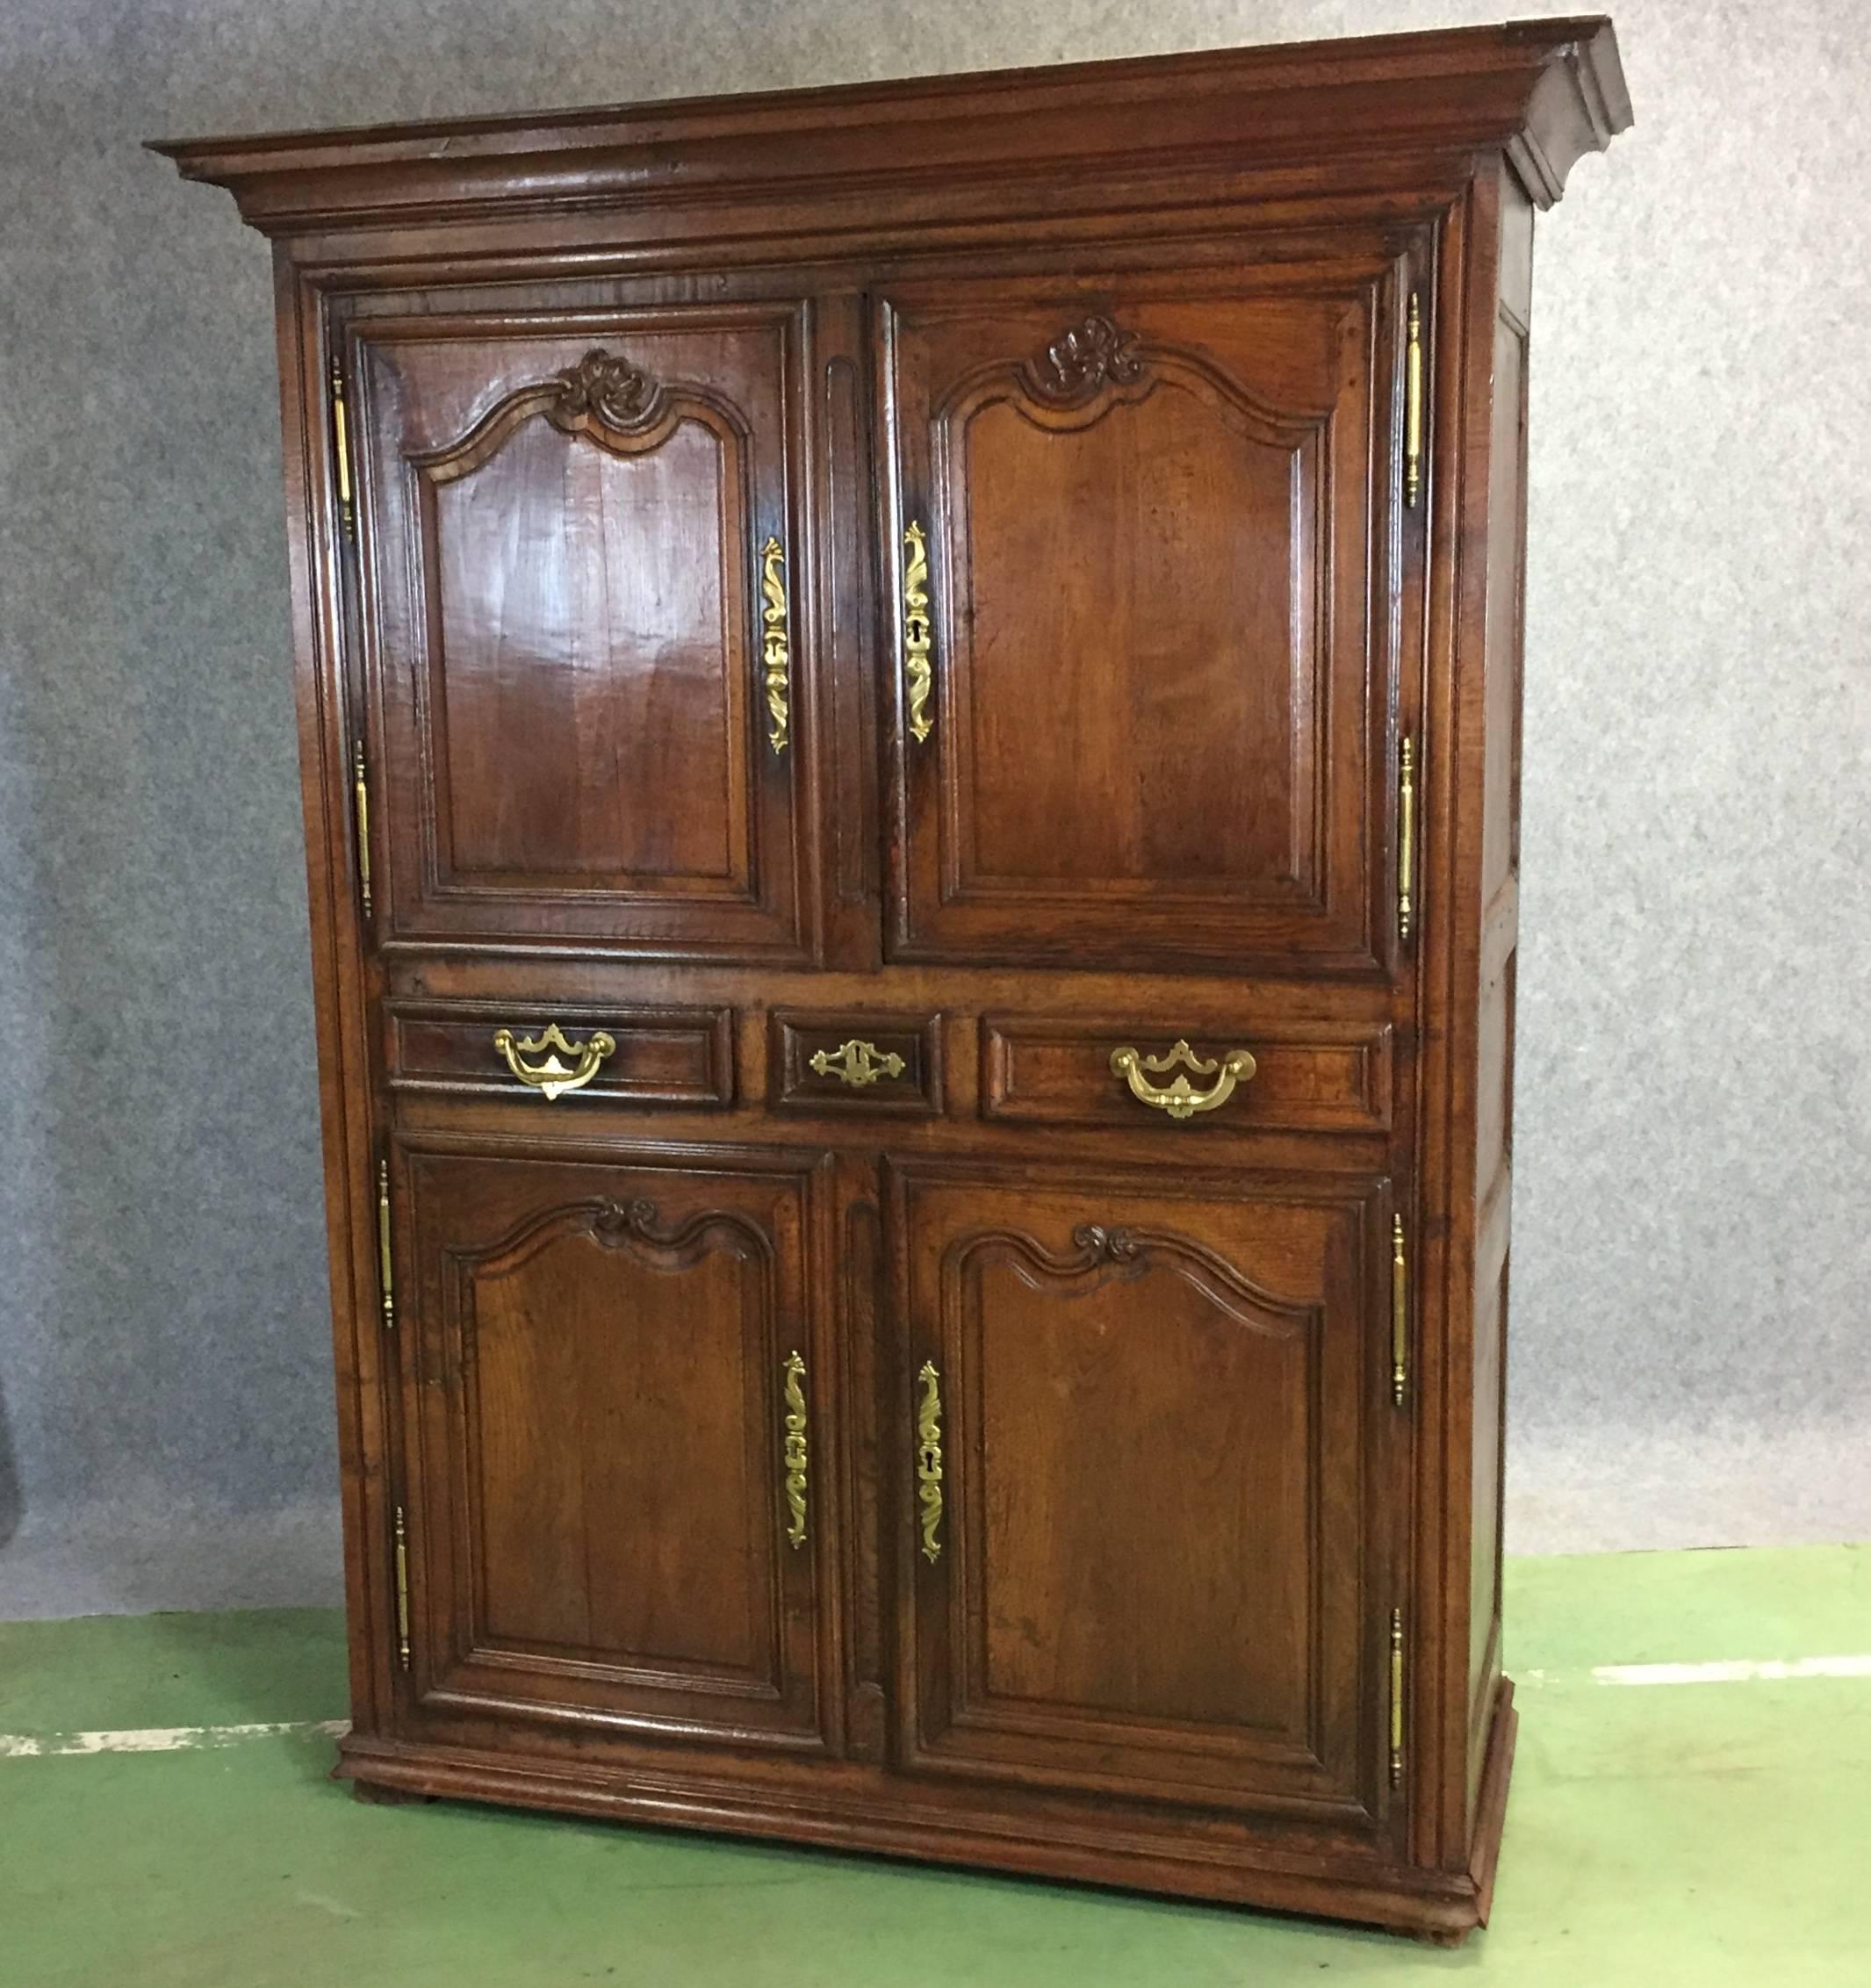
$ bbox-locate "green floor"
[4,1545,1867,1986]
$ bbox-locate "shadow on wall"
[0,1374,21,1548]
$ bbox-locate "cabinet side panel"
[1465,174,1533,1824]
[272,253,384,1729]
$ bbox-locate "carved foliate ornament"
[547,348,666,435]
[1026,315,1146,405]
[590,1197,664,1245]
[1071,1223,1145,1264]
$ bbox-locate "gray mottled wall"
[1,0,1865,1617]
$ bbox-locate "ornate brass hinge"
[351,738,373,923]
[330,357,355,543]
[1404,291,1423,508]
[393,1504,412,1672]
[376,1157,395,1331]
[1390,1606,1406,1786]
[1391,1214,1407,1408]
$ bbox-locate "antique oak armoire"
[156,17,1630,1941]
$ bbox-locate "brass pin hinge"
[1390,1606,1406,1786]
[1391,1214,1408,1408]
[392,1504,412,1672]
[330,357,355,542]
[1404,291,1423,508]
[352,738,373,922]
[1397,736,1416,943]
[377,1158,395,1331]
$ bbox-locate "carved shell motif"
[548,349,665,435]
[1027,315,1146,405]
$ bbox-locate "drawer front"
[388,1000,734,1107]
[768,1012,942,1116]
[982,1017,1392,1134]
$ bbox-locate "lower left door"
[388,1142,833,1752]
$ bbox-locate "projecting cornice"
[150,17,1631,237]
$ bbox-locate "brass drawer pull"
[492,1021,616,1100]
[781,1351,809,1550]
[915,1360,944,1563]
[1110,1039,1256,1120]
[810,1039,905,1088]
[902,520,934,743]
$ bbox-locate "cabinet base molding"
[335,1694,1517,1944]
[1467,1678,1519,1930]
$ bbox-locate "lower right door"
[889,1156,1398,1830]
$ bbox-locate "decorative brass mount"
[1109,1040,1256,1120]
[760,535,789,754]
[493,1022,616,1100]
[809,1039,906,1088]
[915,1360,944,1563]
[781,1351,809,1550]
[902,521,934,743]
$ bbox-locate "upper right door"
[880,262,1400,975]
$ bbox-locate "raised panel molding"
[442,1194,779,1690]
[407,345,746,481]
[945,1219,1315,1336]
[892,1156,1385,1822]
[352,304,816,961]
[447,1192,774,1302]
[399,1146,831,1753]
[931,325,1330,904]
[885,277,1380,974]
[935,1218,1327,1773]
[410,378,754,897]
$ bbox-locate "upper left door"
[344,301,815,958]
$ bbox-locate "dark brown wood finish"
[890,1159,1394,1823]
[154,16,1629,1942]
[386,999,735,1106]
[882,267,1391,973]
[352,303,816,956]
[395,1143,835,1747]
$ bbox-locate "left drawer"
[385,1000,735,1107]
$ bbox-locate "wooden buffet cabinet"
[156,17,1630,1941]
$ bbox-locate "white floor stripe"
[0,1718,347,1758]
[1591,1655,1871,1687]
[10,1655,1871,1757]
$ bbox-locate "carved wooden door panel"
[392,1145,832,1749]
[350,304,813,957]
[879,272,1395,973]
[889,1160,1394,1826]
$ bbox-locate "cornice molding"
[149,18,1631,237]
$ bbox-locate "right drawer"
[981,1016,1393,1134]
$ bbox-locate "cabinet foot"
[350,1777,435,1807]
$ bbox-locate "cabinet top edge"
[148,16,1630,235]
